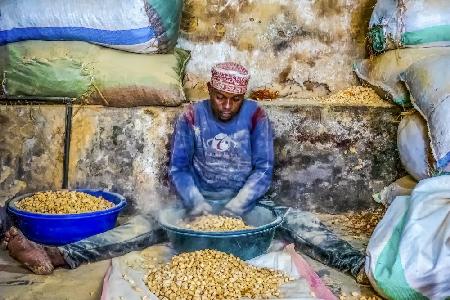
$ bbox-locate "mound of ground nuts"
[184,215,254,231]
[313,86,385,106]
[145,249,290,300]
[16,191,114,214]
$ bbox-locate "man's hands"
[223,198,246,217]
[189,200,244,218]
[223,187,253,216]
[189,195,249,217]
[221,208,241,218]
[189,200,213,217]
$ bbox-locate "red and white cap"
[211,62,250,95]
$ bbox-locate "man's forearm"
[170,170,206,210]
[225,168,272,214]
[225,106,274,214]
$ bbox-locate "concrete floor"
[0,249,379,300]
[0,251,109,300]
[0,213,381,300]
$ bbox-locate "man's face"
[208,82,245,122]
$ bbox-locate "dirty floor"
[0,213,382,300]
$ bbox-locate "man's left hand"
[223,200,246,216]
[189,201,213,217]
[221,208,241,219]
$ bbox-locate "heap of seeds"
[16,191,114,214]
[184,215,254,231]
[320,207,386,238]
[313,86,387,106]
[145,249,290,300]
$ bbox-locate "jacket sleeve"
[169,109,206,210]
[225,107,274,214]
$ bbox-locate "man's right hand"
[189,201,213,217]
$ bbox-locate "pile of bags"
[353,0,450,178]
[0,0,188,107]
[358,1,450,299]
[367,0,450,54]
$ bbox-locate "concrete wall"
[0,102,401,214]
[179,0,377,100]
[0,1,403,214]
[0,106,65,202]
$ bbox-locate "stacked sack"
[358,1,450,299]
[367,0,450,55]
[0,0,189,107]
[353,0,450,178]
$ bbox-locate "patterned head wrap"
[211,62,250,94]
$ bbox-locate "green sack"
[0,41,190,107]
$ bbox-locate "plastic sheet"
[366,176,450,299]
[101,243,336,300]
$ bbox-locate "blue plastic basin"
[7,189,127,246]
[159,204,287,260]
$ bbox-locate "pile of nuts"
[313,86,386,106]
[325,207,386,238]
[16,191,114,214]
[145,249,290,300]
[184,215,254,231]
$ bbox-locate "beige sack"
[354,48,450,106]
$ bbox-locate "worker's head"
[208,62,250,122]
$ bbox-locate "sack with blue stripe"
[0,0,183,54]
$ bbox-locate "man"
[169,62,273,217]
[1,62,367,284]
[169,62,368,283]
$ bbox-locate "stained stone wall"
[0,102,401,213]
[179,0,377,100]
[68,106,179,214]
[0,2,403,214]
[0,105,65,205]
[267,102,402,212]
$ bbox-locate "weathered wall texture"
[0,105,65,206]
[68,106,179,214]
[267,103,401,212]
[179,0,377,100]
[0,103,401,213]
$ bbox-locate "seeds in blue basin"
[183,215,254,231]
[16,191,114,214]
